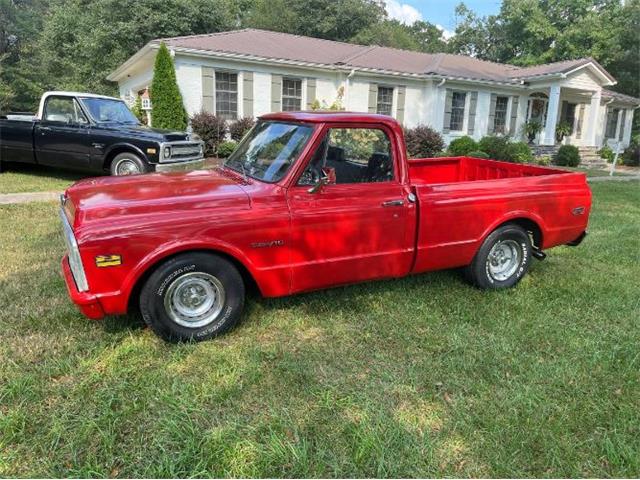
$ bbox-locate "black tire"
[109,152,149,176]
[139,252,245,342]
[464,224,532,289]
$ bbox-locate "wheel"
[139,252,245,342]
[464,224,532,289]
[110,152,148,176]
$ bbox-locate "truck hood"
[64,168,250,228]
[95,123,192,142]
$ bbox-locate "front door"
[34,95,91,170]
[286,125,414,293]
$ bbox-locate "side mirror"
[307,175,329,194]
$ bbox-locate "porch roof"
[602,89,640,106]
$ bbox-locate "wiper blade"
[224,158,248,182]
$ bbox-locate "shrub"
[478,136,511,160]
[506,141,534,163]
[130,96,145,123]
[229,117,255,142]
[150,43,188,130]
[217,140,238,158]
[622,135,640,166]
[598,145,615,163]
[433,151,451,157]
[190,112,227,156]
[466,150,489,158]
[536,155,552,166]
[448,136,478,156]
[554,145,581,167]
[404,125,445,158]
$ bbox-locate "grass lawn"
[571,167,631,177]
[0,163,89,194]
[0,181,638,477]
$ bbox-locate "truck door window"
[298,127,394,185]
[43,97,88,124]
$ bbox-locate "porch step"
[531,145,608,168]
[578,146,608,168]
[531,145,559,157]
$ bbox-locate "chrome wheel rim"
[115,158,141,175]
[487,239,521,281]
[164,272,226,328]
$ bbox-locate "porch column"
[542,84,561,145]
[585,90,601,146]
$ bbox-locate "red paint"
[60,112,591,319]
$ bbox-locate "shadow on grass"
[2,162,93,182]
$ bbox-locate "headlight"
[163,146,172,159]
[59,208,89,292]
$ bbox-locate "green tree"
[19,0,235,104]
[0,55,14,110]
[245,0,386,42]
[150,43,188,130]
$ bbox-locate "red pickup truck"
[60,112,591,342]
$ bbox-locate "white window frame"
[282,77,304,112]
[376,85,395,116]
[214,70,239,120]
[493,95,510,135]
[449,90,468,133]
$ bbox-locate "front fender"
[102,142,153,166]
[121,238,261,309]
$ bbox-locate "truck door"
[286,125,415,293]
[34,95,91,170]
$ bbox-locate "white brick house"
[108,29,639,150]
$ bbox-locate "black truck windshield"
[80,98,139,124]
[224,121,314,183]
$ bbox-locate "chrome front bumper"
[154,158,205,172]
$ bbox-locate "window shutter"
[509,96,519,134]
[575,103,585,139]
[368,84,378,113]
[396,86,406,124]
[306,78,317,109]
[467,91,478,135]
[202,67,214,113]
[271,74,282,112]
[487,93,497,134]
[242,71,254,118]
[618,109,626,140]
[442,88,453,133]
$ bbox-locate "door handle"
[40,127,51,133]
[381,199,404,207]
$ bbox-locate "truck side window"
[43,97,88,125]
[298,128,394,185]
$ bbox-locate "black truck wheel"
[110,152,149,176]
[465,224,532,289]
[139,252,245,342]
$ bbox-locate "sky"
[383,0,502,38]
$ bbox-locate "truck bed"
[408,155,571,185]
[408,156,591,274]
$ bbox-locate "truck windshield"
[224,121,314,183]
[80,98,139,124]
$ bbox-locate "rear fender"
[478,211,548,249]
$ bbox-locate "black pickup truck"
[0,92,204,175]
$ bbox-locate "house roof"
[602,89,640,106]
[110,28,628,92]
